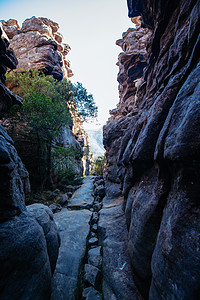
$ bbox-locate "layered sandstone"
[1,17,92,185]
[1,17,73,80]
[103,0,200,299]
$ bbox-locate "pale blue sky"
[0,0,133,128]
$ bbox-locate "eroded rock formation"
[1,17,92,186]
[0,23,59,299]
[1,17,73,80]
[103,0,200,299]
[0,24,22,112]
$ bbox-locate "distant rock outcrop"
[103,0,200,299]
[1,17,73,80]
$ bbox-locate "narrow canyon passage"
[50,176,142,300]
[0,0,199,299]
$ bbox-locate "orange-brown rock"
[1,17,73,80]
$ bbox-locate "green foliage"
[5,69,98,188]
[72,82,98,121]
[23,92,71,141]
[52,146,82,185]
[93,155,106,176]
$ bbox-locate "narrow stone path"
[50,176,142,300]
[51,177,94,300]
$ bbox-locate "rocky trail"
[50,176,141,300]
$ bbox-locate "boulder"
[82,287,102,300]
[88,246,102,269]
[67,176,94,209]
[84,264,102,291]
[98,203,143,300]
[0,212,52,299]
[95,185,105,199]
[27,203,60,274]
[58,193,69,206]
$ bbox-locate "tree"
[72,82,98,121]
[5,70,98,188]
[93,155,106,175]
[23,92,71,187]
[6,70,73,188]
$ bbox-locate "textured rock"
[67,176,94,209]
[1,17,93,183]
[82,287,102,300]
[2,17,73,80]
[0,26,59,299]
[98,202,143,300]
[27,203,60,274]
[103,0,200,299]
[0,212,52,299]
[0,125,28,221]
[84,264,102,290]
[51,207,92,300]
[88,246,102,269]
[0,24,22,112]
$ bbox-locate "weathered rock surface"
[0,24,22,112]
[82,287,102,300]
[98,198,143,300]
[0,23,59,299]
[51,208,92,300]
[27,203,60,274]
[88,246,102,269]
[1,17,93,185]
[103,0,200,299]
[84,264,101,290]
[0,212,52,300]
[67,176,94,209]
[0,124,28,221]
[1,17,73,80]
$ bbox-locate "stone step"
[51,208,92,300]
[67,176,94,210]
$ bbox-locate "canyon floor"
[49,176,141,300]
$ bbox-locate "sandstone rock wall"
[1,17,73,80]
[0,27,59,299]
[1,17,92,184]
[103,0,200,299]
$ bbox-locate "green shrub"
[93,155,106,176]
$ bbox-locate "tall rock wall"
[103,0,200,299]
[0,25,60,299]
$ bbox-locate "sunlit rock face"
[104,18,150,187]
[1,17,92,183]
[104,0,200,299]
[1,17,73,80]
